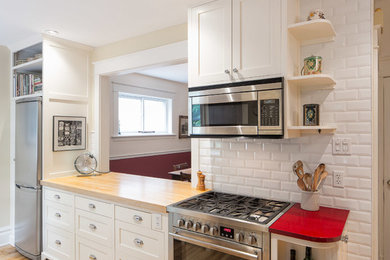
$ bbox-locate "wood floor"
[0,245,28,260]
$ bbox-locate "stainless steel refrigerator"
[15,96,42,260]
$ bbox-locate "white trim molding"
[0,226,11,247]
[110,149,191,160]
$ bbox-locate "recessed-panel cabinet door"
[232,0,282,80]
[189,0,232,87]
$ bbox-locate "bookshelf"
[12,42,43,98]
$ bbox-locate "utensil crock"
[301,191,320,211]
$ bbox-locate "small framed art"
[53,116,86,151]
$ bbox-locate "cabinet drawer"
[76,196,113,217]
[76,209,113,246]
[76,236,113,260]
[115,220,164,260]
[45,188,74,207]
[115,206,151,229]
[45,201,74,231]
[44,224,74,260]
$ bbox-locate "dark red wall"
[110,152,191,180]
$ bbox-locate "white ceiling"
[0,0,202,47]
[137,63,188,83]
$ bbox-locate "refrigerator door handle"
[15,184,39,191]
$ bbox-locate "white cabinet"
[42,187,168,260]
[188,0,282,87]
[232,0,281,80]
[189,0,232,86]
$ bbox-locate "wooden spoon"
[315,171,328,191]
[303,173,312,191]
[297,178,307,191]
[292,160,304,179]
[312,163,325,191]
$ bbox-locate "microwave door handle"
[170,232,260,260]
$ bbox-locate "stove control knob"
[248,235,257,245]
[177,219,185,227]
[194,222,201,231]
[210,226,218,236]
[201,224,210,233]
[185,220,193,229]
[235,232,244,243]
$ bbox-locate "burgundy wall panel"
[110,152,191,179]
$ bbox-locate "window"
[117,92,171,135]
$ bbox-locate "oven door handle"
[170,232,261,260]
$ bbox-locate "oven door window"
[174,240,246,260]
[192,101,258,127]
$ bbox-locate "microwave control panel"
[260,99,280,126]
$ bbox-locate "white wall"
[109,73,190,159]
[194,0,373,259]
[0,46,10,245]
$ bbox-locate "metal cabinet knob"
[89,224,97,230]
[89,203,96,209]
[133,215,143,223]
[55,213,62,218]
[233,68,238,73]
[134,238,144,247]
[341,235,348,243]
[224,69,230,74]
[89,255,97,260]
[55,240,61,246]
[54,194,61,200]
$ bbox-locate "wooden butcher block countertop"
[41,172,208,213]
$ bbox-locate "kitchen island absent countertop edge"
[41,172,208,213]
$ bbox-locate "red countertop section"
[269,204,349,243]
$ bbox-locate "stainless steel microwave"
[188,78,283,137]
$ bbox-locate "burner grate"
[175,192,290,224]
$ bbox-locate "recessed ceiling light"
[44,30,59,36]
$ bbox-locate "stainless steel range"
[167,192,291,260]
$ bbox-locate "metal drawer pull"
[54,194,61,200]
[224,69,230,74]
[55,240,61,246]
[133,215,143,223]
[89,255,97,260]
[341,235,349,243]
[89,224,97,230]
[89,203,96,209]
[134,238,144,247]
[233,68,238,73]
[55,213,62,218]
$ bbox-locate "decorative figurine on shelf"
[301,55,322,75]
[307,9,325,21]
[303,104,320,126]
[196,170,206,191]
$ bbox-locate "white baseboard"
[0,226,11,246]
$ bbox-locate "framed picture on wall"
[179,115,189,139]
[53,116,86,151]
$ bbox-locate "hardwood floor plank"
[0,245,29,260]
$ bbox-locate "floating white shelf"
[288,19,336,45]
[287,125,336,135]
[287,74,336,90]
[13,58,43,73]
[13,93,43,101]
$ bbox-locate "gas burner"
[175,191,290,224]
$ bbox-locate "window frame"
[114,91,173,137]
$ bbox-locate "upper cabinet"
[188,0,282,88]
